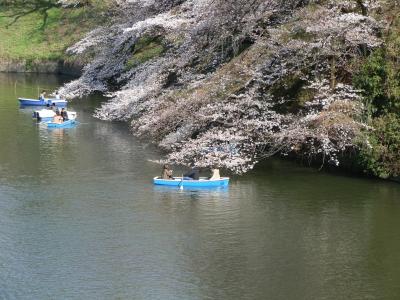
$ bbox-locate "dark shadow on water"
[248,156,399,187]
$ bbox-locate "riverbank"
[3,1,399,181]
[0,58,83,76]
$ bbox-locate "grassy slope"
[0,4,108,61]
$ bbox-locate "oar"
[179,174,184,190]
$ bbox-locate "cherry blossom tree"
[59,0,387,173]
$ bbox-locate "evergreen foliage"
[354,9,400,179]
[358,114,400,178]
[354,49,400,117]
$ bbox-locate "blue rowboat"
[153,177,229,187]
[19,98,67,107]
[46,119,77,128]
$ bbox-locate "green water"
[1,73,400,300]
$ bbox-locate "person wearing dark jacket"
[183,167,200,180]
[161,164,174,180]
[61,108,68,121]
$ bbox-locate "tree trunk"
[330,56,336,90]
[355,0,368,16]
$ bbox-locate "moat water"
[1,73,400,299]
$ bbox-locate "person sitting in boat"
[209,168,220,180]
[161,164,174,180]
[183,167,200,180]
[61,108,68,121]
[53,111,63,124]
[55,91,61,100]
[39,90,46,100]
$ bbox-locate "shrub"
[358,113,400,178]
[354,48,400,117]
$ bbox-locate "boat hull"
[19,98,67,107]
[46,119,77,128]
[153,177,229,187]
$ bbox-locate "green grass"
[125,36,166,70]
[0,5,108,61]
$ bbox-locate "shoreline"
[0,59,83,76]
[3,70,399,184]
